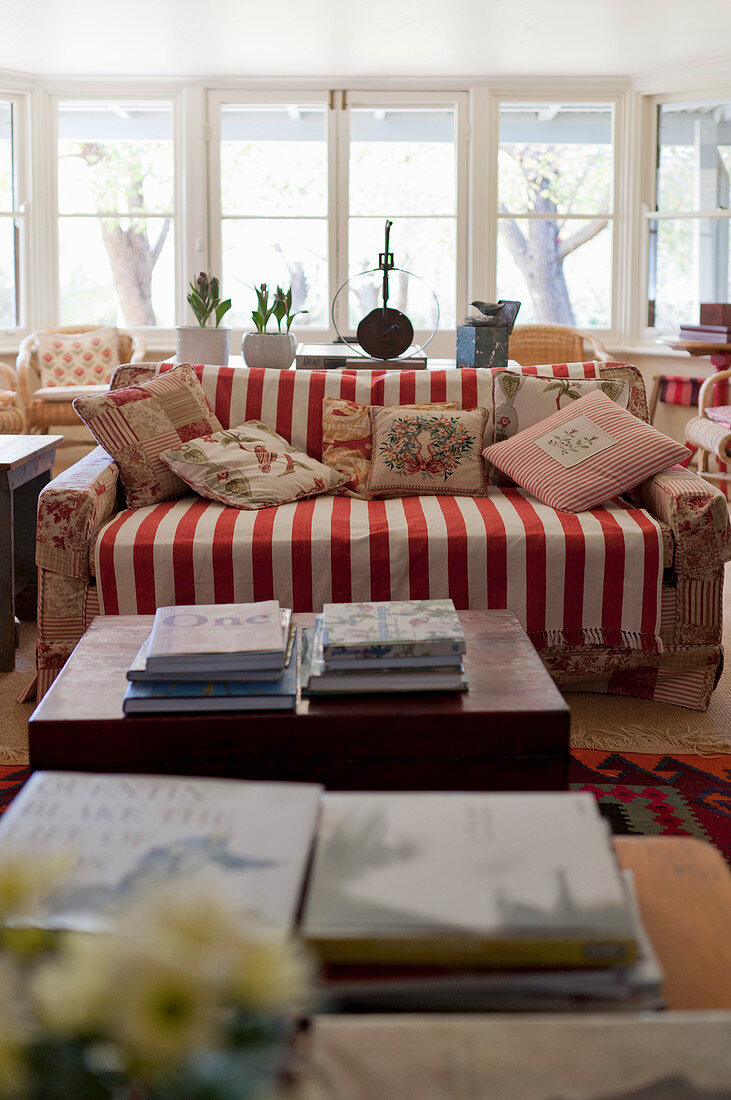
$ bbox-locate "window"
[648,98,731,332]
[0,98,23,330]
[496,101,615,329]
[56,99,176,328]
[210,91,464,349]
[216,99,329,329]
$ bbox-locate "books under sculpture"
[295,343,427,370]
[301,791,639,968]
[301,598,468,694]
[0,771,322,933]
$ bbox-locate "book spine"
[322,640,466,661]
[295,356,428,370]
[306,936,638,968]
[678,326,731,341]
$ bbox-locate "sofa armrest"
[36,446,121,581]
[629,465,731,578]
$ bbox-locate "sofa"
[35,360,731,709]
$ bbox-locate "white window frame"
[48,89,183,342]
[207,87,468,359]
[485,90,626,343]
[0,89,29,337]
[640,87,731,342]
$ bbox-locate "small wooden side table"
[0,435,62,671]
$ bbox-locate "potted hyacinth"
[0,849,311,1100]
[176,272,233,366]
[241,285,307,369]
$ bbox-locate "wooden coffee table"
[29,610,570,790]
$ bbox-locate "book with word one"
[320,599,466,662]
[301,791,637,968]
[144,601,286,675]
[0,772,322,933]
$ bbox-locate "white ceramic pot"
[176,326,230,366]
[242,332,297,369]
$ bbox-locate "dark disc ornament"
[355,220,414,359]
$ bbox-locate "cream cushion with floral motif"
[36,327,120,387]
[367,407,489,497]
[160,421,346,510]
[483,389,689,513]
[73,364,223,509]
[322,397,459,499]
[492,371,630,442]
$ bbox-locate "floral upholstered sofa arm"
[35,446,121,697]
[36,446,121,581]
[628,465,731,579]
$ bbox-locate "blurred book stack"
[300,599,468,695]
[678,302,731,342]
[301,791,665,1012]
[122,600,297,713]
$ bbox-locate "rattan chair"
[685,369,731,485]
[508,324,611,367]
[0,362,26,433]
[17,325,146,445]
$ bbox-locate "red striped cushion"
[483,390,688,513]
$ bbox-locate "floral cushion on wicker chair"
[36,327,120,387]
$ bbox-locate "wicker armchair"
[17,325,146,444]
[684,369,731,485]
[508,324,610,367]
[0,362,26,433]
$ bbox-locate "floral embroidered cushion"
[367,407,489,497]
[36,327,120,387]
[160,420,347,510]
[73,364,223,509]
[321,397,459,498]
[492,371,630,442]
[482,389,689,513]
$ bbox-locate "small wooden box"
[456,326,509,369]
[700,303,731,325]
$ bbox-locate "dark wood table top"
[29,610,570,788]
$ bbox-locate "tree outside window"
[57,100,175,328]
[497,103,614,329]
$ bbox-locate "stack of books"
[295,343,427,370]
[679,304,731,343]
[122,600,296,714]
[301,791,665,1012]
[300,598,467,695]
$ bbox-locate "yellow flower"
[0,960,25,1098]
[108,952,217,1072]
[32,933,113,1036]
[0,849,75,922]
[231,934,311,1012]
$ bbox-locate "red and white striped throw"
[93,487,666,653]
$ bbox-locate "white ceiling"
[2,0,731,83]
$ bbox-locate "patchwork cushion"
[367,407,488,497]
[36,327,120,387]
[160,420,345,510]
[73,364,223,509]
[322,397,459,498]
[482,389,688,513]
[493,371,630,442]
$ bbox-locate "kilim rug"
[0,754,728,864]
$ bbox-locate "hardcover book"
[320,599,466,661]
[123,635,298,714]
[301,791,637,968]
[301,623,467,695]
[145,601,286,674]
[127,610,293,682]
[0,771,322,933]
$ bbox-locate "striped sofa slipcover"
[35,361,731,709]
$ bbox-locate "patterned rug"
[0,753,729,863]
